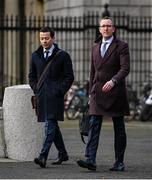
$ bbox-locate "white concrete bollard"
[2,84,44,161]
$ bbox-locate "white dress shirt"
[100,36,114,56]
[43,44,55,59]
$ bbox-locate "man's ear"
[99,27,102,34]
[113,26,116,33]
[53,36,55,43]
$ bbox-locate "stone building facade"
[45,0,152,17]
[2,0,152,17]
[1,0,44,16]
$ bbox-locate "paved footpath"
[0,120,152,179]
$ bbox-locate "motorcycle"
[125,83,151,121]
[139,89,152,121]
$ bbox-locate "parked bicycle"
[64,80,89,120]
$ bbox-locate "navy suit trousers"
[39,119,67,160]
[85,115,126,163]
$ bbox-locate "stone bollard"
[2,84,44,161]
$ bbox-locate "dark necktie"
[45,50,49,60]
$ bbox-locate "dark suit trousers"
[85,115,126,163]
[39,119,67,160]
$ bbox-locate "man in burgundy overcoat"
[77,16,130,171]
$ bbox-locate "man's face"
[99,19,115,40]
[40,32,54,49]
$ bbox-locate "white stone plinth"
[2,84,44,161]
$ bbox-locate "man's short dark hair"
[40,27,55,38]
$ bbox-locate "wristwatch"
[111,78,117,85]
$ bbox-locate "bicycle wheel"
[65,95,83,120]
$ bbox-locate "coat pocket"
[95,82,118,109]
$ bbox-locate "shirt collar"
[43,44,55,53]
[102,36,114,44]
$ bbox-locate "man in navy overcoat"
[29,27,74,168]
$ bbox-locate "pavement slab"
[0,120,151,179]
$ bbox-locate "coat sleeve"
[60,52,74,95]
[89,48,95,94]
[28,54,38,94]
[112,42,130,83]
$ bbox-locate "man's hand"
[102,80,115,93]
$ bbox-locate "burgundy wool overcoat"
[89,36,130,117]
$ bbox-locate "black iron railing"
[0,12,152,104]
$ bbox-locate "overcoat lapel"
[103,40,117,61]
[36,46,46,62]
[94,39,118,70]
[41,53,45,61]
[93,42,102,69]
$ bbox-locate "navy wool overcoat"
[29,44,74,122]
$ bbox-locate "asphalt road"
[0,120,152,179]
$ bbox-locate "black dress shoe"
[109,162,125,171]
[34,157,46,168]
[52,155,69,165]
[77,159,96,171]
